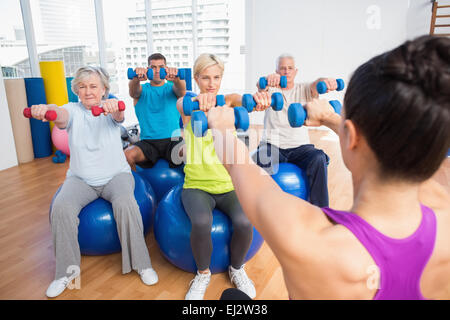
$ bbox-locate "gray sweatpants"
[50,172,152,280]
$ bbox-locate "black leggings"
[181,188,253,271]
[220,288,252,300]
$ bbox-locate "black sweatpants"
[254,143,330,207]
[181,188,253,271]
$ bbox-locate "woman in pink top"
[207,35,450,300]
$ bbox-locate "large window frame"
[19,0,200,77]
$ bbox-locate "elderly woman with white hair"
[28,66,158,298]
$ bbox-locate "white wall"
[245,0,432,124]
[221,0,246,95]
[0,72,19,171]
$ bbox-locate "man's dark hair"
[344,35,450,182]
[148,53,166,65]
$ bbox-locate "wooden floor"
[0,129,448,300]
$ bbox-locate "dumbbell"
[159,68,185,80]
[23,107,57,121]
[242,92,284,112]
[183,94,226,116]
[288,100,342,127]
[52,150,67,164]
[259,76,287,90]
[191,107,250,137]
[316,78,345,94]
[127,67,155,81]
[91,101,126,117]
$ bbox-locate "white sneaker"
[229,265,256,299]
[46,276,71,298]
[185,271,211,300]
[139,268,158,285]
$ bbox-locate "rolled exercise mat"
[24,78,52,158]
[66,77,78,102]
[39,61,69,132]
[4,79,35,163]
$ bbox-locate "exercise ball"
[271,163,309,200]
[51,126,70,156]
[154,184,264,274]
[137,159,185,202]
[49,171,156,255]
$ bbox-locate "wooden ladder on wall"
[430,1,450,36]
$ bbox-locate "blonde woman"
[176,54,256,300]
[28,66,158,298]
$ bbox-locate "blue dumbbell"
[242,92,284,113]
[191,107,250,137]
[259,76,287,90]
[183,94,226,116]
[288,100,342,127]
[127,67,154,80]
[52,150,67,164]
[159,68,185,80]
[316,78,345,94]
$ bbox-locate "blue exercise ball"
[49,171,156,255]
[154,184,264,274]
[271,163,309,200]
[137,159,185,203]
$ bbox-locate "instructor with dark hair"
[208,36,450,300]
[125,53,186,170]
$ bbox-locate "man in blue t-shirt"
[125,53,186,170]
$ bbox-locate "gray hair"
[71,66,110,99]
[276,53,295,71]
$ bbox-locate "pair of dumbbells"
[52,150,67,164]
[260,74,345,94]
[127,67,185,81]
[184,92,284,114]
[182,94,249,137]
[287,100,342,127]
[23,101,126,120]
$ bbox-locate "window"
[30,0,100,77]
[0,0,31,78]
[89,0,244,124]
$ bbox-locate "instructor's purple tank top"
[321,205,437,300]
